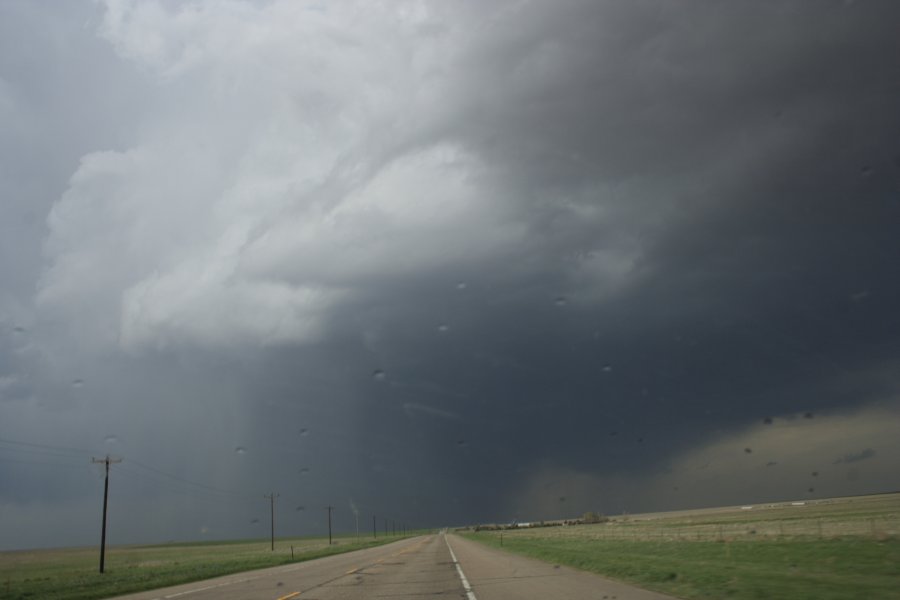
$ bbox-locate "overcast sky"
[1,0,899,550]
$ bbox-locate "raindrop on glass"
[456,439,467,447]
[763,417,773,425]
[554,296,568,307]
[299,467,310,474]
[437,324,449,333]
[744,447,753,454]
[72,379,85,388]
[234,446,247,454]
[456,282,467,290]
[104,435,118,444]
[804,412,814,419]
[372,369,386,381]
[13,326,25,334]
[808,487,814,493]
[299,428,309,436]
[811,471,819,477]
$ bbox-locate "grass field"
[461,492,900,600]
[0,533,412,600]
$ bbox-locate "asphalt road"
[111,533,676,600]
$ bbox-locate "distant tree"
[582,511,607,524]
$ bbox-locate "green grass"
[460,493,900,599]
[0,534,414,600]
[463,534,900,599]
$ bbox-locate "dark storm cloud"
[835,448,876,464]
[331,0,900,520]
[1,0,899,548]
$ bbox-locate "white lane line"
[161,576,259,598]
[444,535,477,600]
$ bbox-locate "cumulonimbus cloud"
[39,0,640,352]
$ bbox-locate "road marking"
[160,576,260,598]
[345,567,359,574]
[444,535,477,600]
[276,592,300,600]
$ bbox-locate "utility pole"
[384,518,388,537]
[326,505,333,545]
[373,515,376,539]
[92,455,122,574]
[264,493,279,551]
[392,519,395,536]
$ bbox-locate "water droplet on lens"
[804,412,814,419]
[456,439,467,446]
[744,447,753,454]
[763,417,773,425]
[554,296,568,306]
[372,369,386,381]
[72,379,85,388]
[235,446,247,454]
[13,326,25,333]
[104,435,118,444]
[808,487,814,493]
[456,282,467,290]
[299,467,310,474]
[437,324,449,333]
[299,428,309,436]
[601,365,612,373]
[811,471,818,477]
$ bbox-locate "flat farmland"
[462,493,900,599]
[0,534,409,600]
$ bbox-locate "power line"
[112,465,254,508]
[0,436,88,455]
[127,459,251,498]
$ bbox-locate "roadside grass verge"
[462,534,900,599]
[460,494,900,599]
[0,534,413,600]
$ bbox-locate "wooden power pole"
[92,455,122,573]
[264,493,279,551]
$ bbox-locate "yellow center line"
[275,592,300,600]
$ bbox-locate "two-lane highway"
[111,534,676,600]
